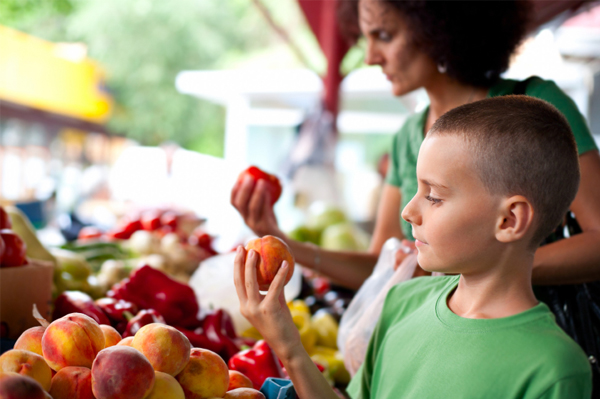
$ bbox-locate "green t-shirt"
[347,275,592,399]
[386,77,598,240]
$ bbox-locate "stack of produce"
[51,265,253,362]
[1,313,268,399]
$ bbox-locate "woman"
[231,0,600,290]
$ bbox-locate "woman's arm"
[231,177,405,289]
[233,247,339,399]
[533,150,600,284]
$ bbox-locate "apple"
[0,229,27,267]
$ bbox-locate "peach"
[223,388,266,399]
[228,370,253,391]
[0,372,47,399]
[146,371,185,399]
[245,235,295,290]
[42,313,105,371]
[116,336,134,346]
[49,366,94,399]
[14,326,45,357]
[91,346,155,399]
[132,323,191,376]
[176,348,229,399]
[0,349,52,391]
[100,325,122,348]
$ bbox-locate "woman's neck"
[424,76,490,132]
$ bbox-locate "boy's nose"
[401,196,420,226]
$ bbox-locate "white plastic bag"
[337,237,419,376]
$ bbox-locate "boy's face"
[401,135,504,274]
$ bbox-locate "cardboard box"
[0,260,53,339]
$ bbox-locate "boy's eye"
[425,195,442,205]
[377,30,391,42]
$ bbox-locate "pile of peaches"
[0,313,264,399]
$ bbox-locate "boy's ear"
[495,195,535,244]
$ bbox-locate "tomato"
[236,166,282,205]
[106,218,142,240]
[0,207,11,229]
[188,230,218,255]
[0,229,27,267]
[160,211,178,230]
[141,211,162,231]
[78,226,103,240]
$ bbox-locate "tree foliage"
[1,0,317,156]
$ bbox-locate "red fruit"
[141,211,162,231]
[0,229,27,267]
[78,226,103,240]
[160,211,178,230]
[236,166,282,206]
[0,207,11,229]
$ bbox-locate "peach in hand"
[14,326,45,357]
[0,372,47,399]
[99,325,122,348]
[224,388,266,399]
[42,313,105,371]
[176,348,229,399]
[49,366,94,399]
[91,345,155,399]
[228,370,253,391]
[245,235,294,290]
[0,349,53,391]
[132,323,191,376]
[146,371,185,399]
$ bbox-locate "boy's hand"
[234,246,303,361]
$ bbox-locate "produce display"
[1,313,268,399]
[0,186,357,397]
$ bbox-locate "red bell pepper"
[228,340,286,389]
[106,218,142,240]
[123,309,165,337]
[95,297,138,334]
[174,326,224,355]
[108,265,199,327]
[202,309,241,361]
[52,291,111,325]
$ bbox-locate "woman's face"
[358,0,438,96]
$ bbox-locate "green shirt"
[386,77,598,240]
[347,276,592,399]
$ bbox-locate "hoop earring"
[437,62,447,74]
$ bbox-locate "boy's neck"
[447,252,538,319]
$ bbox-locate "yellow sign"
[0,25,112,122]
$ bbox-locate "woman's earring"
[437,62,447,74]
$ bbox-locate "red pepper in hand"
[228,340,286,389]
[95,298,138,334]
[108,265,199,327]
[52,291,111,325]
[123,309,165,337]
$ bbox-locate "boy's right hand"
[231,176,283,238]
[233,246,303,362]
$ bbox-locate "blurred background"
[1,0,599,251]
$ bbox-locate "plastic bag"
[337,237,419,376]
[189,252,303,335]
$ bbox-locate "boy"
[233,96,592,398]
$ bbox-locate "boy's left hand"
[233,246,303,362]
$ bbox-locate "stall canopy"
[295,0,598,120]
[0,26,112,133]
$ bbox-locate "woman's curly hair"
[337,0,531,87]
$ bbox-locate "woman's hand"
[233,246,303,361]
[231,176,282,237]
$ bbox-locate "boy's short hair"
[429,95,580,247]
